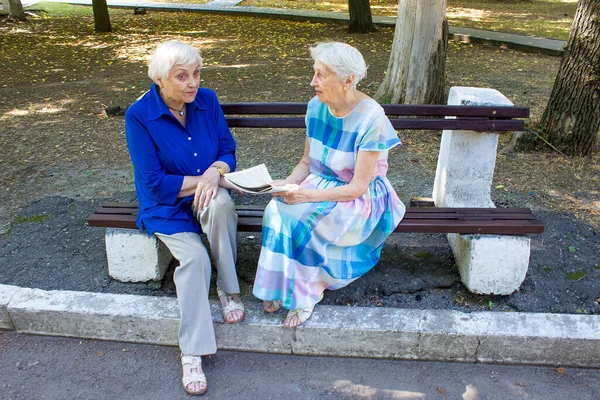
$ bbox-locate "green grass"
[26,2,94,17]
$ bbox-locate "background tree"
[539,0,599,156]
[92,0,112,33]
[375,0,447,104]
[6,0,26,21]
[348,0,376,33]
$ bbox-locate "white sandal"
[181,355,208,395]
[217,286,245,324]
[284,304,316,327]
[263,300,283,313]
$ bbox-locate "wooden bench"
[89,202,543,235]
[88,89,543,294]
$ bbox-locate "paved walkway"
[22,0,565,55]
[5,0,595,370]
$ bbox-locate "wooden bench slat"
[225,117,524,131]
[394,219,544,234]
[88,203,543,235]
[221,103,529,118]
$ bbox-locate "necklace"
[168,104,185,116]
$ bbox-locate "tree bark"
[7,0,26,21]
[92,0,112,33]
[348,0,376,33]
[540,0,600,156]
[375,0,447,104]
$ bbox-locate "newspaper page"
[224,164,291,194]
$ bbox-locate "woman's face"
[157,62,201,105]
[310,61,345,106]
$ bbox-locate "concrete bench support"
[432,86,530,295]
[105,228,172,282]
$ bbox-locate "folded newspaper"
[224,164,291,194]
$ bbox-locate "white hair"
[147,40,203,82]
[309,42,367,88]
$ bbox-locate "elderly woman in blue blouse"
[125,40,244,396]
[253,42,406,328]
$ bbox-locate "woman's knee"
[205,188,236,217]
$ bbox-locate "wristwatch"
[211,165,225,177]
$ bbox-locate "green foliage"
[567,270,587,281]
[26,2,94,17]
[15,214,51,224]
[568,245,576,253]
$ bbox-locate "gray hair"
[147,40,203,82]
[309,42,367,88]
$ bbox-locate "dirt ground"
[1,9,599,315]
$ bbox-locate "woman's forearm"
[178,162,230,198]
[179,175,202,198]
[284,157,311,185]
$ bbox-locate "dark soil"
[1,9,599,315]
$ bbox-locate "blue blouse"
[125,84,236,235]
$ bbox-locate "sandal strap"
[217,286,245,315]
[181,356,207,390]
[286,305,315,325]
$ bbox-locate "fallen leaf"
[436,386,448,399]
[97,351,105,357]
[555,367,566,374]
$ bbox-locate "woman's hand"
[193,168,221,210]
[272,184,312,204]
[219,177,245,195]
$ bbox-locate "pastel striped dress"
[252,96,406,310]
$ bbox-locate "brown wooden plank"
[95,207,138,215]
[89,204,543,234]
[226,117,305,128]
[401,213,539,220]
[405,207,533,214]
[88,214,138,229]
[221,103,529,118]
[226,117,524,131]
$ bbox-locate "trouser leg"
[155,231,216,356]
[196,188,240,294]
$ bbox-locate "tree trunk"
[348,0,376,33]
[92,0,112,33]
[7,0,26,21]
[540,0,600,156]
[375,0,447,104]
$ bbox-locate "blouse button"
[194,153,197,156]
[188,137,192,141]
[197,169,200,173]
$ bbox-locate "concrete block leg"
[432,86,531,295]
[105,228,172,282]
[448,233,530,295]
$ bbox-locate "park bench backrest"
[221,103,529,131]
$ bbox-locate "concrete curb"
[2,284,599,368]
[29,0,565,56]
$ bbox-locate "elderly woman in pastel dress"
[253,42,406,327]
[125,40,245,396]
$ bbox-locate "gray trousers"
[155,188,239,356]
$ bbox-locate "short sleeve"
[358,113,401,152]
